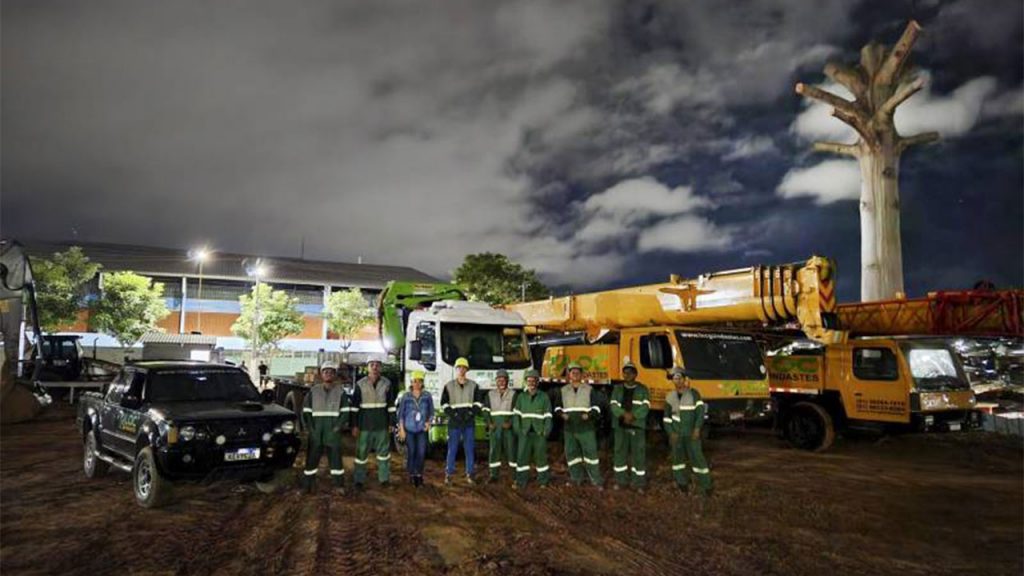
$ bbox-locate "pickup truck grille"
[205,420,274,443]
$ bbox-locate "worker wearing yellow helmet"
[440,357,482,485]
[396,370,435,487]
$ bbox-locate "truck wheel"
[133,446,172,508]
[784,402,835,452]
[255,469,293,494]
[83,430,109,479]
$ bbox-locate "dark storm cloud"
[2,0,1021,300]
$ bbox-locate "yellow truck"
[507,256,843,427]
[770,290,1023,450]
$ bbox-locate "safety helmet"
[622,360,638,372]
[454,357,470,368]
[495,369,509,379]
[524,369,541,380]
[669,366,688,378]
[320,360,338,372]
[367,358,383,366]
[566,361,583,372]
[410,370,425,381]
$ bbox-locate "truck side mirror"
[409,341,422,361]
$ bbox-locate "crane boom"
[508,256,846,344]
[837,290,1024,337]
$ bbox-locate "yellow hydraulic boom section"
[508,256,846,344]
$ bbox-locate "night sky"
[2,0,1021,301]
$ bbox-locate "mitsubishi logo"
[236,427,247,437]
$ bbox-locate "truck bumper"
[156,435,301,482]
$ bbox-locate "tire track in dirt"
[169,489,274,576]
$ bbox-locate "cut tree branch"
[878,76,924,119]
[897,131,940,153]
[877,20,921,85]
[831,107,875,147]
[795,82,857,115]
[813,141,861,157]
[824,62,867,99]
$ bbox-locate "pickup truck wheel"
[255,469,293,494]
[784,402,835,452]
[83,430,108,479]
[133,446,172,508]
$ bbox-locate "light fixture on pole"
[189,248,211,333]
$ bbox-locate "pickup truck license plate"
[948,422,961,432]
[225,447,260,462]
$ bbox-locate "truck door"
[99,371,133,457]
[407,320,444,401]
[843,344,910,423]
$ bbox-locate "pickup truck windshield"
[441,323,531,369]
[675,331,766,380]
[147,370,262,403]
[903,346,970,391]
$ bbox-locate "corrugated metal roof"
[23,240,439,289]
[140,332,219,345]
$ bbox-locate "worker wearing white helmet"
[301,360,351,494]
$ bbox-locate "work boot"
[677,483,690,495]
[303,476,316,494]
[465,475,476,486]
[380,480,391,490]
[444,475,453,486]
[354,482,365,493]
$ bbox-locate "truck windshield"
[147,369,262,403]
[675,331,765,380]
[903,346,969,391]
[441,323,531,369]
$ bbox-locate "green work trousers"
[564,429,603,486]
[515,432,550,487]
[613,428,647,488]
[670,433,712,494]
[303,441,344,487]
[354,429,391,485]
[488,426,516,479]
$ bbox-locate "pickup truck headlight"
[180,425,196,441]
[281,420,296,434]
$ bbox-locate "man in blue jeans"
[440,357,481,485]
[396,371,434,487]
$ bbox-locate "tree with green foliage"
[231,283,305,357]
[90,272,170,350]
[453,253,550,306]
[324,287,375,352]
[30,247,102,332]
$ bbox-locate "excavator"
[1,240,52,422]
[506,256,842,427]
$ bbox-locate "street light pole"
[197,258,205,333]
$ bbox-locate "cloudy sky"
[3,0,1022,300]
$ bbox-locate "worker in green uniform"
[483,369,518,483]
[352,358,398,489]
[512,369,552,489]
[553,361,604,489]
[664,367,713,496]
[610,360,650,492]
[301,361,351,494]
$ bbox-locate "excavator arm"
[377,281,467,354]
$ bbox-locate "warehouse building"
[24,240,438,374]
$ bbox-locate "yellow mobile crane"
[506,256,842,426]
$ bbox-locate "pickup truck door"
[101,369,146,458]
[99,371,132,457]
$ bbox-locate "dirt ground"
[1,406,1021,576]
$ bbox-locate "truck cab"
[404,300,531,444]
[769,337,978,450]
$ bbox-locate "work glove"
[397,427,406,442]
[561,413,569,421]
[581,413,589,421]
[622,412,635,425]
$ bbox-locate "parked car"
[77,361,300,508]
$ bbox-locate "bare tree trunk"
[858,137,904,301]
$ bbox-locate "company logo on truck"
[545,354,610,381]
[768,357,822,384]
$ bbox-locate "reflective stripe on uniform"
[310,411,342,417]
[662,416,672,423]
[354,458,369,465]
[692,467,710,474]
[489,462,502,468]
[610,400,621,406]
[566,458,582,467]
[376,454,391,461]
[536,466,550,473]
[303,407,313,413]
[387,407,397,413]
[515,411,551,419]
[448,402,474,409]
[361,402,388,409]
[490,411,514,416]
[516,465,530,472]
[672,463,687,471]
[583,457,599,465]
[560,407,593,413]
[631,469,646,476]
[340,407,357,412]
[330,469,344,476]
[303,469,319,476]
[613,465,628,472]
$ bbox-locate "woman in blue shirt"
[396,371,435,487]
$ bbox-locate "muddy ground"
[1,406,1021,576]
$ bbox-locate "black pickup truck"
[77,361,301,508]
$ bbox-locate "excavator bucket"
[1,240,52,422]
